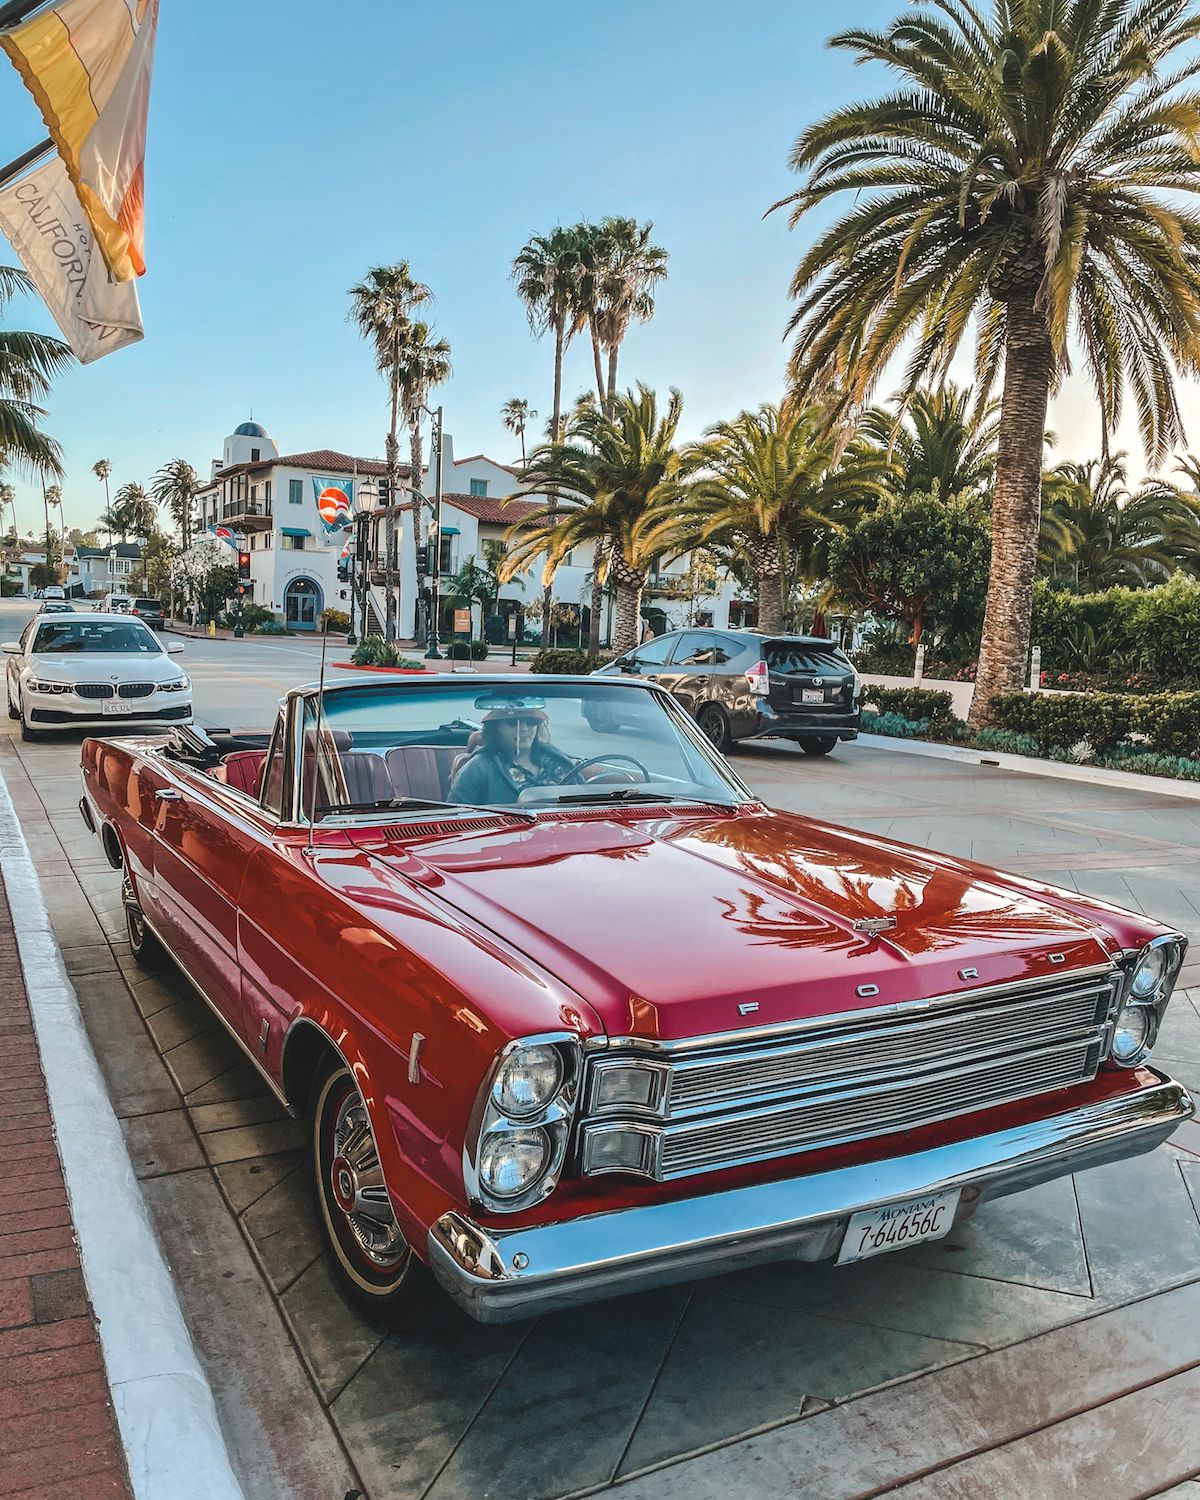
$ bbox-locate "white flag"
[0,154,143,363]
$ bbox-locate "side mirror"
[166,641,185,655]
[618,658,636,674]
[1,642,20,654]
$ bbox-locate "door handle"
[154,788,183,802]
[646,673,659,682]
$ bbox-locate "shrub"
[861,686,957,726]
[321,608,351,634]
[251,619,290,636]
[1095,746,1200,782]
[1136,692,1200,759]
[859,709,931,739]
[351,635,423,669]
[990,691,1139,755]
[973,727,1041,757]
[530,648,607,674]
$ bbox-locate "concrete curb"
[0,771,245,1500]
[856,731,1200,802]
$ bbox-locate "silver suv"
[595,629,860,754]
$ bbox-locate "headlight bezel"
[157,675,190,694]
[466,1034,581,1213]
[29,678,71,695]
[1110,934,1186,1069]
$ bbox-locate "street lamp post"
[108,546,117,599]
[345,478,376,648]
[233,530,247,638]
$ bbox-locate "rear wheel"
[801,735,838,757]
[310,1059,432,1323]
[696,703,733,754]
[124,882,161,965]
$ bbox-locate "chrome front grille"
[658,1037,1103,1179]
[74,683,114,700]
[580,967,1120,1182]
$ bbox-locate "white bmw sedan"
[4,612,192,741]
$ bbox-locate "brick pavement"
[0,881,131,1500]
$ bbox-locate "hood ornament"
[853,916,897,937]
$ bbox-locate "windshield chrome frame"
[278,675,756,828]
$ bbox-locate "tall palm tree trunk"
[750,534,783,635]
[609,541,645,654]
[384,376,401,641]
[542,320,564,642]
[606,345,619,409]
[969,290,1053,729]
[590,327,605,405]
[588,537,607,654]
[410,421,425,641]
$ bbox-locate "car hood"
[27,651,181,682]
[353,807,1123,1042]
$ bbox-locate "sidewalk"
[0,877,131,1500]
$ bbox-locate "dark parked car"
[130,597,166,630]
[595,629,860,754]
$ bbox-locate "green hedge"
[1032,575,1200,686]
[991,690,1200,759]
[530,648,606,674]
[861,686,957,725]
[446,639,489,660]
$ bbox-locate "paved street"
[1,597,1199,1498]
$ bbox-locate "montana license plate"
[801,688,824,703]
[101,698,129,714]
[837,1188,960,1265]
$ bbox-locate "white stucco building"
[185,418,738,640]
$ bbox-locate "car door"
[8,620,34,707]
[613,632,677,685]
[654,630,724,716]
[138,761,260,1032]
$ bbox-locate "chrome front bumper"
[428,1069,1192,1323]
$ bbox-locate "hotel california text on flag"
[0,0,159,361]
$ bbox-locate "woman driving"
[448,702,576,805]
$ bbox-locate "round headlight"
[1112,1001,1155,1065]
[478,1127,550,1198]
[1130,945,1169,1000]
[491,1044,563,1119]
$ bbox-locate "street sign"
[453,609,471,635]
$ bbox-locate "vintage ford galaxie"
[79,674,1193,1323]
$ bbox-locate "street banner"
[207,524,235,548]
[1,0,160,284]
[313,476,353,533]
[0,154,142,362]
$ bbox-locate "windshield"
[298,680,747,819]
[33,620,162,654]
[133,598,162,611]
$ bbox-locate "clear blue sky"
[0,0,1168,535]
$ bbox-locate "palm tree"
[112,482,155,545]
[149,458,200,550]
[512,226,588,638]
[501,398,537,466]
[398,321,451,566]
[862,386,999,500]
[0,266,71,478]
[92,459,112,539]
[649,404,885,634]
[505,385,687,652]
[0,481,17,544]
[1040,456,1200,590]
[775,1,1200,727]
[348,262,432,639]
[42,482,62,573]
[591,217,669,408]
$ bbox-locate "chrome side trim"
[427,1069,1192,1323]
[599,962,1120,1056]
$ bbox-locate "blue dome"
[233,420,269,438]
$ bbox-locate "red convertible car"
[79,674,1193,1323]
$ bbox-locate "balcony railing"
[221,499,272,523]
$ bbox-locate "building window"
[289,479,302,505]
[439,536,453,573]
[281,534,306,551]
[469,478,489,497]
[263,533,272,548]
[251,447,261,462]
[264,480,272,502]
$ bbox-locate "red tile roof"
[374,493,544,526]
[453,454,522,477]
[216,449,404,480]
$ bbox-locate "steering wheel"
[561,754,651,785]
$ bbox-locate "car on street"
[129,596,166,630]
[41,585,65,600]
[79,674,1192,1326]
[37,601,76,615]
[101,592,133,613]
[594,629,860,754]
[4,612,191,740]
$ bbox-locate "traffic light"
[337,555,351,583]
[377,479,390,506]
[237,550,251,581]
[355,518,369,565]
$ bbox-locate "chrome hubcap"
[329,1090,405,1269]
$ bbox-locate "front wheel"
[800,735,838,757]
[695,703,733,754]
[310,1060,432,1323]
[124,884,162,965]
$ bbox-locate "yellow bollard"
[208,620,216,638]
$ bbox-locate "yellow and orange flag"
[1,0,159,284]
